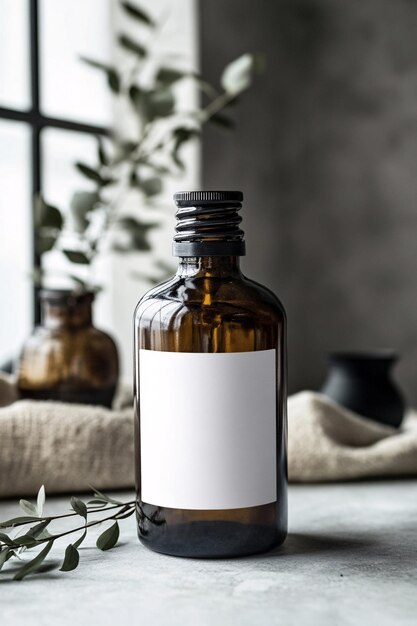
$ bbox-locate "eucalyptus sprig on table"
[0,486,136,581]
[35,0,264,291]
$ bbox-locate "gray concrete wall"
[200,0,417,404]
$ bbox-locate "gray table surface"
[1,481,416,626]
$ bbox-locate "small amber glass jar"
[17,290,119,407]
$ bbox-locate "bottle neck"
[176,256,242,278]
[41,298,93,330]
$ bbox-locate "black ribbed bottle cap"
[174,190,243,207]
[172,190,246,257]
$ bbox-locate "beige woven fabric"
[288,391,417,482]
[1,375,417,497]
[0,376,134,497]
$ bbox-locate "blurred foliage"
[35,0,264,291]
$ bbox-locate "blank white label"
[139,349,277,510]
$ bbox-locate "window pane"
[0,120,32,364]
[41,127,100,286]
[42,127,98,204]
[0,0,30,110]
[40,0,112,125]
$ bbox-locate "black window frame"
[0,0,108,323]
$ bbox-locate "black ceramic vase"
[320,351,405,428]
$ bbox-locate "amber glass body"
[134,256,287,558]
[17,291,119,407]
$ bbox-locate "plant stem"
[7,501,136,529]
[201,91,236,122]
[46,506,135,544]
[136,90,235,165]
[13,504,136,548]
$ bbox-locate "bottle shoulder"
[134,273,286,325]
[21,324,118,355]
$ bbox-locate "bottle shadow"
[249,532,377,560]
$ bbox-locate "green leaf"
[128,237,151,253]
[172,126,200,169]
[80,57,111,71]
[13,540,54,581]
[129,86,175,122]
[0,547,14,570]
[80,57,120,94]
[220,52,265,96]
[140,177,162,197]
[96,136,108,166]
[87,500,107,508]
[96,522,119,551]
[60,544,80,572]
[172,153,184,170]
[156,67,187,85]
[89,488,123,505]
[173,126,200,144]
[129,84,144,112]
[208,112,235,129]
[26,520,50,540]
[0,516,40,529]
[37,485,45,517]
[14,535,38,548]
[70,497,88,520]
[36,233,58,255]
[114,507,135,520]
[145,162,172,175]
[62,249,90,265]
[120,1,155,26]
[107,70,120,94]
[35,195,63,230]
[0,532,17,547]
[117,217,149,230]
[76,162,102,183]
[116,217,157,251]
[75,162,104,185]
[19,499,39,517]
[70,191,100,233]
[35,528,53,541]
[146,88,175,119]
[118,34,147,57]
[0,548,7,566]
[129,170,139,187]
[119,140,139,157]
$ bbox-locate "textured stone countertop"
[1,481,416,626]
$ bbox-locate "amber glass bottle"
[17,290,119,407]
[134,191,287,558]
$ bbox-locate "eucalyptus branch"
[136,88,237,163]
[35,0,263,291]
[0,486,137,581]
[3,500,136,530]
[34,505,134,545]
